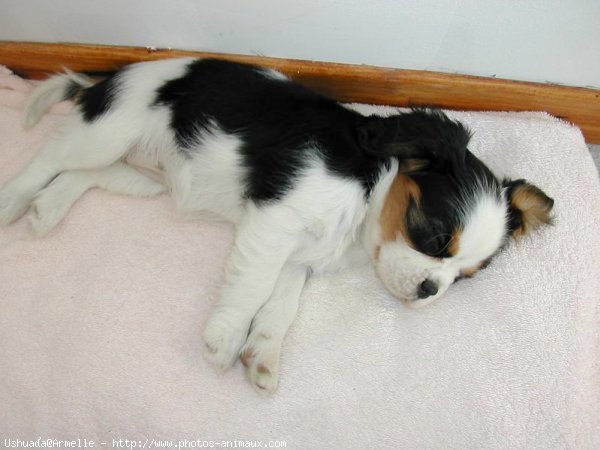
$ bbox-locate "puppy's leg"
[203,207,296,372]
[28,162,166,236]
[0,116,133,224]
[240,264,307,395]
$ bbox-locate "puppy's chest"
[289,201,369,274]
[269,162,369,273]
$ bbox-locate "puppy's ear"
[503,179,554,238]
[357,116,434,168]
[357,110,471,170]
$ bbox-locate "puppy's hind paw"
[240,334,281,395]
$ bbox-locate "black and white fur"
[0,58,553,394]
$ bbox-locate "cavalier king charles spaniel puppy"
[0,58,553,394]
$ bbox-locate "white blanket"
[1,67,599,449]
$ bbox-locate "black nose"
[417,279,438,299]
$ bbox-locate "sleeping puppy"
[0,58,553,394]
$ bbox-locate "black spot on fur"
[78,71,121,122]
[154,59,384,202]
[405,174,462,258]
[152,58,500,212]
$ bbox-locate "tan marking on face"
[510,184,554,237]
[461,259,486,278]
[380,174,421,244]
[447,228,462,257]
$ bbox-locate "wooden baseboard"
[1,41,599,143]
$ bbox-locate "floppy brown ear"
[504,179,554,238]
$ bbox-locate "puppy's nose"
[417,279,438,299]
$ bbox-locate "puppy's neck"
[361,158,399,260]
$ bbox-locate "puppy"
[0,58,553,394]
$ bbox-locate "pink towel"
[1,66,599,449]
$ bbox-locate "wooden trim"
[1,41,599,143]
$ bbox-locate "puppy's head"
[360,110,554,307]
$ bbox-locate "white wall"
[1,0,598,88]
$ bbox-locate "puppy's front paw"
[240,332,281,395]
[202,313,248,373]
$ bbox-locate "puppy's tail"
[23,69,93,129]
